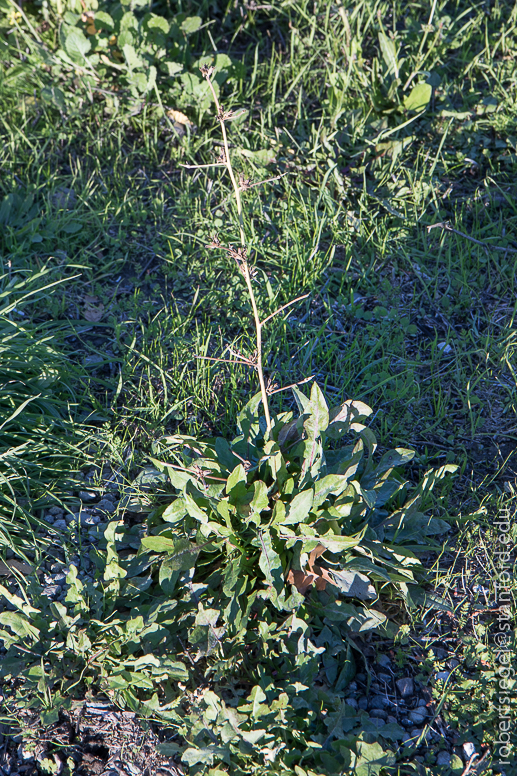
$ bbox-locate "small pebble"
[417,698,427,707]
[378,672,392,683]
[97,499,116,514]
[401,718,412,728]
[396,677,414,697]
[41,585,61,599]
[53,519,67,531]
[53,573,67,586]
[447,658,460,669]
[49,506,64,517]
[436,751,451,766]
[79,490,97,502]
[347,681,357,691]
[435,671,451,682]
[463,742,476,759]
[358,696,368,710]
[369,709,387,720]
[356,673,366,682]
[65,513,76,525]
[369,717,385,728]
[401,733,414,746]
[377,654,392,668]
[345,697,358,709]
[409,709,427,724]
[369,695,389,710]
[387,715,398,724]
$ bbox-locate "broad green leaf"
[378,32,399,77]
[305,382,329,439]
[123,43,143,71]
[184,492,209,523]
[374,448,415,476]
[0,611,39,642]
[236,390,263,441]
[181,16,202,34]
[65,29,91,63]
[215,436,238,471]
[94,11,114,28]
[226,463,247,494]
[40,86,65,111]
[282,488,313,525]
[317,530,365,553]
[0,584,39,616]
[258,528,283,594]
[354,740,396,775]
[141,535,176,552]
[327,569,376,600]
[147,65,157,93]
[313,474,351,507]
[239,148,277,166]
[250,480,269,513]
[147,15,169,33]
[404,82,432,112]
[162,497,187,523]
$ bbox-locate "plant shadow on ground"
[1,0,517,774]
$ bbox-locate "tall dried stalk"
[201,65,272,433]
[181,65,309,437]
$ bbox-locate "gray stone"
[64,513,76,524]
[448,658,460,669]
[369,695,389,710]
[53,573,67,586]
[436,751,451,766]
[96,498,116,514]
[377,654,392,668]
[79,490,97,502]
[387,715,398,724]
[53,519,67,531]
[358,696,368,710]
[463,743,476,759]
[435,671,451,682]
[401,733,414,746]
[80,512,99,526]
[378,672,392,684]
[417,698,427,707]
[409,709,427,724]
[401,718,412,728]
[369,717,385,728]
[434,648,447,659]
[347,681,357,691]
[345,697,358,709]
[41,585,61,599]
[369,709,387,720]
[396,677,414,697]
[49,506,64,517]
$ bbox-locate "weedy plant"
[0,66,459,775]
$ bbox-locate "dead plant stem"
[204,70,272,433]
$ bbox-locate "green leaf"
[258,528,283,594]
[181,16,202,34]
[226,464,247,495]
[378,32,399,78]
[306,382,329,437]
[94,11,114,28]
[40,86,65,111]
[184,492,209,523]
[162,497,187,523]
[123,43,143,71]
[404,82,432,112]
[140,535,176,552]
[327,569,376,600]
[62,221,81,234]
[147,15,169,34]
[354,740,396,775]
[65,29,91,64]
[250,480,269,514]
[147,65,157,93]
[0,611,39,642]
[165,538,200,571]
[282,488,313,525]
[239,148,277,166]
[313,474,352,506]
